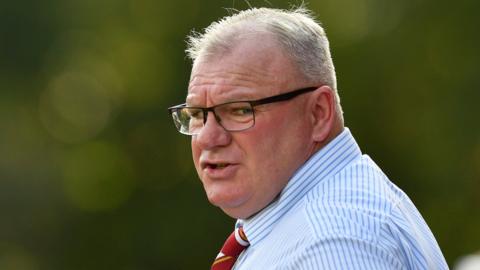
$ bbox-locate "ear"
[309,85,336,143]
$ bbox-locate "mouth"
[204,162,231,170]
[200,161,239,179]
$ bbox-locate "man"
[168,6,448,270]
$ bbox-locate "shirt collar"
[236,127,362,245]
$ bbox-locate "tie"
[211,227,250,270]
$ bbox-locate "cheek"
[241,127,284,180]
[191,141,202,172]
[246,114,309,178]
[252,118,290,153]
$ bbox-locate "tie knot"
[234,227,250,247]
[211,227,250,270]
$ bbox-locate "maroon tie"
[211,227,250,270]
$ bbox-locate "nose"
[193,111,231,149]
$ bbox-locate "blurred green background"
[0,0,479,269]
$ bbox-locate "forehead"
[186,35,302,105]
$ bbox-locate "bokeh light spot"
[39,71,111,143]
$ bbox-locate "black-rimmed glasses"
[167,86,318,135]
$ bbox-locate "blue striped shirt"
[234,128,448,269]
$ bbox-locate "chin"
[207,190,251,217]
[208,192,244,209]
[221,207,249,219]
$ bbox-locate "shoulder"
[275,156,410,269]
[303,155,404,241]
[289,155,448,269]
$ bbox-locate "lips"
[200,159,239,179]
[200,158,234,169]
[204,163,229,169]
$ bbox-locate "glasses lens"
[172,107,204,135]
[170,102,255,135]
[215,102,254,131]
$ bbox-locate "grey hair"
[186,6,343,117]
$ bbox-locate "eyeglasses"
[167,86,318,135]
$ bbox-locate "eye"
[226,103,254,116]
[187,109,203,119]
[231,106,253,116]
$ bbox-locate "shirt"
[234,128,448,269]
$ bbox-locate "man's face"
[187,36,316,219]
